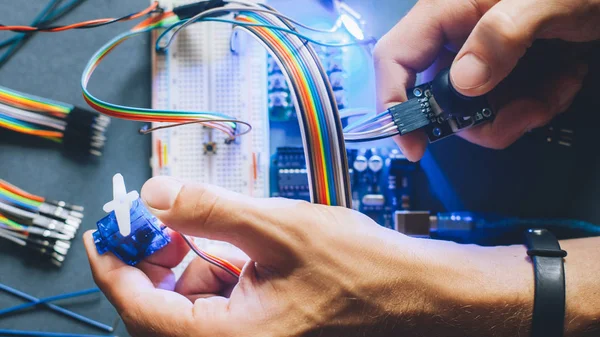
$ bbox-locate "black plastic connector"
[46,199,84,213]
[173,0,227,19]
[389,67,495,142]
[63,107,109,157]
[389,98,431,136]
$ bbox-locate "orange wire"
[0,2,159,32]
[0,180,45,202]
[1,123,64,138]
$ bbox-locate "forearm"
[404,236,600,337]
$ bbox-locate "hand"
[374,0,600,161]
[85,176,541,337]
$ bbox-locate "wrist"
[402,238,535,336]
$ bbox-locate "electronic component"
[268,55,296,122]
[93,174,170,266]
[344,68,494,143]
[350,148,415,228]
[391,68,494,142]
[0,178,84,267]
[271,147,416,228]
[271,147,311,201]
[528,123,575,148]
[203,141,217,155]
[394,211,431,237]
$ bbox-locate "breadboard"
[150,0,269,277]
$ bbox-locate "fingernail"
[141,176,183,211]
[451,53,492,89]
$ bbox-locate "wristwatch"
[524,229,567,337]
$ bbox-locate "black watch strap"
[524,229,567,337]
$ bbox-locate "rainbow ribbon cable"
[81,13,246,140]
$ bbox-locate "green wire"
[0,188,42,207]
[0,216,25,230]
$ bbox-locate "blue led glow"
[93,198,170,266]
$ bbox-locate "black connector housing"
[173,0,226,19]
[389,67,495,142]
[63,107,109,157]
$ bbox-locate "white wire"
[226,0,344,33]
[0,102,66,131]
[0,228,26,246]
[343,122,396,140]
[0,202,36,220]
[344,115,392,133]
[339,108,373,120]
[164,5,348,51]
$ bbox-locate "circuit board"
[150,0,269,276]
[271,147,416,229]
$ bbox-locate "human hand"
[374,0,600,161]
[85,176,540,337]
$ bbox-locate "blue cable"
[0,0,85,66]
[0,283,113,333]
[44,0,85,22]
[0,0,61,66]
[0,330,115,337]
[155,17,371,53]
[0,288,100,317]
[0,195,38,212]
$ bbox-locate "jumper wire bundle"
[0,178,85,267]
[0,86,110,157]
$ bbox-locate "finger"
[141,176,303,265]
[137,262,177,291]
[144,229,190,268]
[459,65,587,148]
[450,0,564,97]
[122,229,188,291]
[374,0,497,161]
[176,245,248,299]
[83,231,201,337]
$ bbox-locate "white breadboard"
[150,0,269,277]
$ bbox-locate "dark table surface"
[0,1,599,336]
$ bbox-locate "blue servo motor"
[93,198,170,266]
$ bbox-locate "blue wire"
[0,283,113,333]
[0,288,100,317]
[0,0,61,65]
[44,0,85,22]
[155,17,373,53]
[0,195,37,212]
[0,330,115,337]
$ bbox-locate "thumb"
[140,176,301,265]
[450,0,553,97]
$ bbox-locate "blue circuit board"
[270,147,416,229]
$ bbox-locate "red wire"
[0,2,159,32]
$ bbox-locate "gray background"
[0,1,417,336]
[1,1,599,336]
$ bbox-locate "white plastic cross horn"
[103,173,139,236]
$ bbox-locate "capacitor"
[368,155,384,173]
[353,155,368,172]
